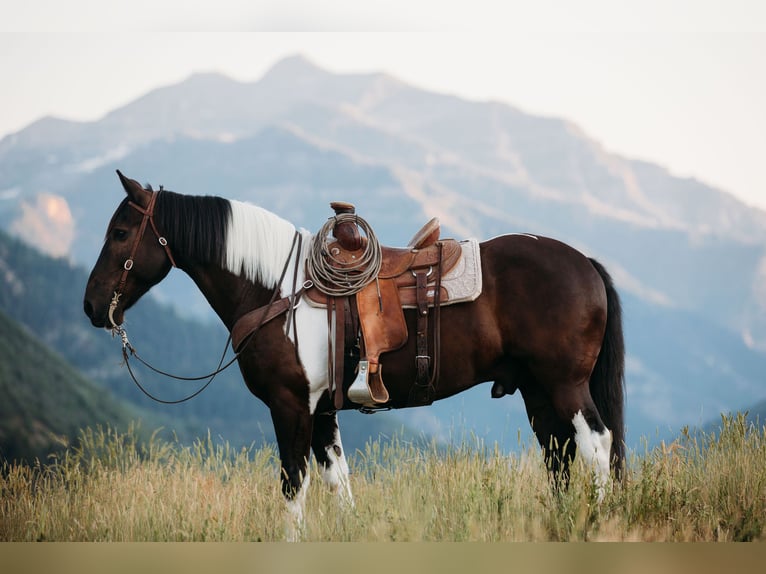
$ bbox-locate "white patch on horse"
[572,410,612,502]
[225,200,299,287]
[319,426,354,508]
[224,204,328,414]
[291,305,329,415]
[487,232,539,241]
[285,471,310,542]
[279,228,330,415]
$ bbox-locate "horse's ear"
[116,169,150,206]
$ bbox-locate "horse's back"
[480,233,603,287]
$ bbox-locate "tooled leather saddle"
[304,203,463,410]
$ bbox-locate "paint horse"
[83,171,625,533]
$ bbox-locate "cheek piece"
[108,189,176,328]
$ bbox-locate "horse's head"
[83,170,175,328]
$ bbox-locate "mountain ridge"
[3,61,762,336]
[4,55,764,237]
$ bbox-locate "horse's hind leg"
[521,381,612,500]
[311,411,354,508]
[550,384,612,501]
[520,384,577,488]
[570,406,612,500]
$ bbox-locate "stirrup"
[347,361,374,406]
[347,360,390,406]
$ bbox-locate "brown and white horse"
[83,171,625,536]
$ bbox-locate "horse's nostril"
[83,299,94,318]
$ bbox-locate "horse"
[83,170,625,533]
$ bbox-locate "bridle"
[107,188,176,329]
[104,190,303,404]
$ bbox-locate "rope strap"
[306,213,382,296]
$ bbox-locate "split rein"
[111,322,234,405]
[107,190,303,404]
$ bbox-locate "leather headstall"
[115,189,177,295]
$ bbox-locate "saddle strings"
[307,213,383,296]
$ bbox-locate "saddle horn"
[330,201,363,251]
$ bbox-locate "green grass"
[2,415,764,541]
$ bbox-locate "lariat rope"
[306,213,382,296]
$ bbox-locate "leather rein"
[107,189,302,404]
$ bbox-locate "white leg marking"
[320,427,354,509]
[572,411,612,502]
[285,471,310,542]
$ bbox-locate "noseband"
[108,188,177,328]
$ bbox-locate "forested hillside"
[0,309,145,462]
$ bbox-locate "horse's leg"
[565,392,612,501]
[521,376,613,502]
[270,391,314,540]
[549,383,612,501]
[311,411,354,508]
[519,383,577,488]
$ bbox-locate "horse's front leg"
[311,410,353,508]
[270,388,314,541]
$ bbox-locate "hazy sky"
[2,1,765,209]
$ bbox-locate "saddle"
[305,203,464,409]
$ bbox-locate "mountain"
[1,54,765,450]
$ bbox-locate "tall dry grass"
[1,415,764,541]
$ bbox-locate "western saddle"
[304,203,463,410]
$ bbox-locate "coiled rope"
[307,213,382,296]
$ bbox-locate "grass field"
[1,414,764,542]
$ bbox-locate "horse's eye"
[112,229,128,241]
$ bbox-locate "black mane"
[153,190,231,265]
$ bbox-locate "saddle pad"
[399,238,482,309]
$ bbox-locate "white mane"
[225,200,304,287]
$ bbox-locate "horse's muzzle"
[83,298,107,328]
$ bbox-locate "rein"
[108,192,303,403]
[114,326,234,404]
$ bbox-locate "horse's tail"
[588,258,626,473]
